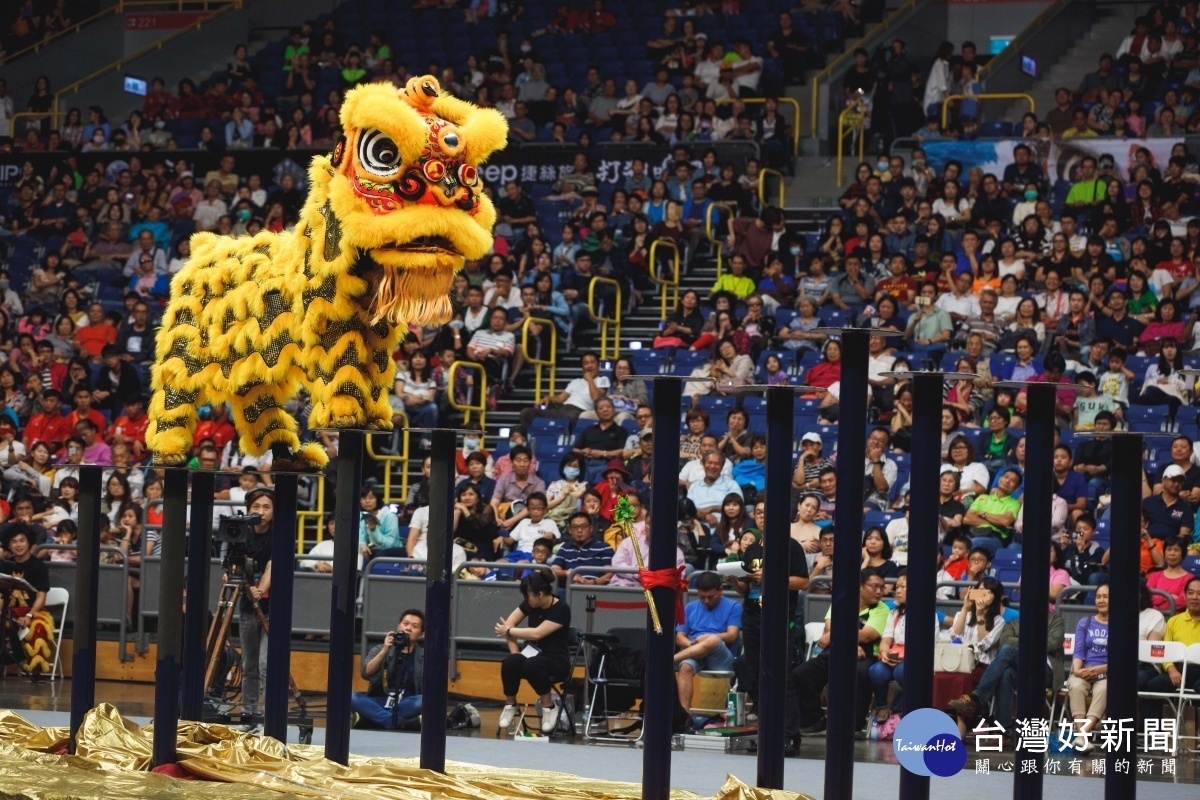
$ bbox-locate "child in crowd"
[1073,371,1121,430]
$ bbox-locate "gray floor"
[13,709,1199,799]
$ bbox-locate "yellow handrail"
[587,277,622,362]
[941,93,1035,128]
[705,201,734,279]
[836,98,868,187]
[716,97,801,152]
[757,167,784,209]
[295,477,326,551]
[0,4,119,65]
[810,0,919,138]
[18,0,241,130]
[364,410,411,507]
[648,239,681,320]
[521,316,557,404]
[447,360,487,430]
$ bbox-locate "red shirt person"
[22,389,75,451]
[109,395,150,459]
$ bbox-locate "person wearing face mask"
[231,201,255,236]
[0,272,22,317]
[455,433,494,480]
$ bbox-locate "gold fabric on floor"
[0,705,814,800]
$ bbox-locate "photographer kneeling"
[351,609,426,730]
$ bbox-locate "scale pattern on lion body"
[145,76,508,469]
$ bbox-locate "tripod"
[203,573,307,725]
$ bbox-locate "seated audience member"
[1143,465,1194,541]
[1146,537,1198,612]
[550,511,615,587]
[349,610,426,730]
[519,353,604,429]
[1060,513,1106,585]
[793,569,889,738]
[493,573,573,734]
[502,493,559,561]
[1141,577,1200,715]
[686,451,743,528]
[572,397,629,483]
[962,469,1022,556]
[490,445,547,531]
[1067,583,1110,740]
[674,572,743,713]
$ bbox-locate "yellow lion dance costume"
[146,76,507,469]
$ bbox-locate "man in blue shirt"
[681,179,714,269]
[1053,444,1089,518]
[1095,289,1144,348]
[675,571,742,711]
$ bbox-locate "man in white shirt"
[687,451,743,527]
[730,40,763,96]
[679,435,734,489]
[519,352,605,428]
[483,270,522,310]
[193,181,229,231]
[123,229,169,277]
[0,79,14,139]
[299,517,364,572]
[936,271,981,323]
[863,427,898,511]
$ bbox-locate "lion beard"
[370,263,457,327]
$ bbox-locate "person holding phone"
[868,572,937,723]
[951,577,1006,665]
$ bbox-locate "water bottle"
[726,692,738,725]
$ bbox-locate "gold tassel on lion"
[0,706,813,800]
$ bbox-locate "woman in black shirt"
[453,484,500,560]
[494,572,572,734]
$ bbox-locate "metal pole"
[758,386,793,788]
[421,428,457,772]
[1014,384,1054,800]
[325,431,363,764]
[1105,434,1142,800]
[181,470,214,721]
[899,374,944,800]
[827,329,869,800]
[69,465,103,753]
[264,473,299,740]
[644,377,682,800]
[153,469,189,766]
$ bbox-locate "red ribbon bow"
[638,565,689,625]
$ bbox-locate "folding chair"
[42,587,69,680]
[576,629,645,743]
[1179,643,1200,754]
[517,627,578,739]
[1137,639,1189,754]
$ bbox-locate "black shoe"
[799,718,827,735]
[784,735,802,756]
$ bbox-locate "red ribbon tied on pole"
[638,565,689,625]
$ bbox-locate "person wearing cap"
[225,488,275,730]
[795,431,833,490]
[595,458,633,522]
[1143,464,1195,541]
[687,451,743,528]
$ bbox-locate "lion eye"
[357,129,401,176]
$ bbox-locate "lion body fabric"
[146,165,396,469]
[145,77,508,469]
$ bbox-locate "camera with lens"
[217,513,262,581]
[383,630,412,709]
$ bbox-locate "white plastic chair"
[1137,639,1189,752]
[1047,632,1076,724]
[1179,643,1200,754]
[43,587,69,680]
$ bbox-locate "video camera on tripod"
[217,513,262,583]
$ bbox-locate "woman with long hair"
[820,216,847,266]
[3,440,54,496]
[453,483,500,561]
[952,576,1006,664]
[653,289,704,349]
[1008,297,1045,347]
[1134,337,1188,415]
[102,472,131,527]
[710,493,749,560]
[944,359,983,426]
[117,501,156,623]
[493,572,572,733]
[861,526,899,583]
[933,179,971,229]
[868,572,924,721]
[971,254,1002,297]
[1126,270,1159,324]
[839,162,873,210]
[1035,232,1078,285]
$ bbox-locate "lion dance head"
[313,75,508,325]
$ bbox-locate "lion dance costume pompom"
[146,76,508,469]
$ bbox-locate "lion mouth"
[379,236,460,256]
